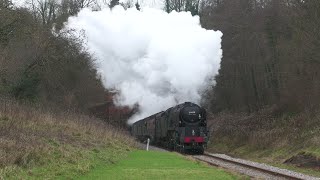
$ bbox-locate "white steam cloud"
[64,6,222,124]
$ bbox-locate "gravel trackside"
[194,153,320,180]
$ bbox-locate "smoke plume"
[64,6,222,124]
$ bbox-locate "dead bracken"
[285,152,320,170]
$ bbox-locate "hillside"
[0,99,135,179]
[207,107,320,176]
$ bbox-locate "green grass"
[1,146,242,180]
[80,150,241,180]
[0,143,131,180]
[305,147,320,157]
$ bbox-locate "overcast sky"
[12,0,164,9]
[12,0,25,6]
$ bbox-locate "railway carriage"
[131,102,209,154]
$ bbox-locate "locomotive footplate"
[183,136,205,150]
[184,143,203,149]
[183,142,204,154]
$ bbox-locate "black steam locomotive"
[131,102,208,154]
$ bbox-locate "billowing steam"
[64,6,222,124]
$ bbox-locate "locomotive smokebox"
[180,103,202,123]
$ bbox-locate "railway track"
[139,143,319,179]
[193,152,320,180]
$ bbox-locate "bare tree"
[63,0,97,15]
[0,0,13,9]
[28,0,59,25]
[121,0,133,9]
[164,0,200,15]
[109,0,119,8]
[135,1,140,10]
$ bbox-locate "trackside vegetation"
[0,101,239,180]
[207,109,320,177]
[200,1,320,176]
[80,150,240,180]
[0,100,135,179]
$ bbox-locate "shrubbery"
[0,2,105,110]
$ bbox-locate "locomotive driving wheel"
[178,145,185,154]
[172,132,179,152]
[167,131,177,150]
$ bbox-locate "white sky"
[12,0,164,9]
[12,0,25,7]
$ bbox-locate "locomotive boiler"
[131,102,208,154]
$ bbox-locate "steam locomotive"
[131,102,208,154]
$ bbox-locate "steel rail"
[192,152,319,180]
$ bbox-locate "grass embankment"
[0,99,135,179]
[207,107,320,177]
[80,150,240,180]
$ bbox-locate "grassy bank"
[207,107,320,177]
[0,99,243,179]
[1,144,131,179]
[0,99,135,179]
[80,150,241,180]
